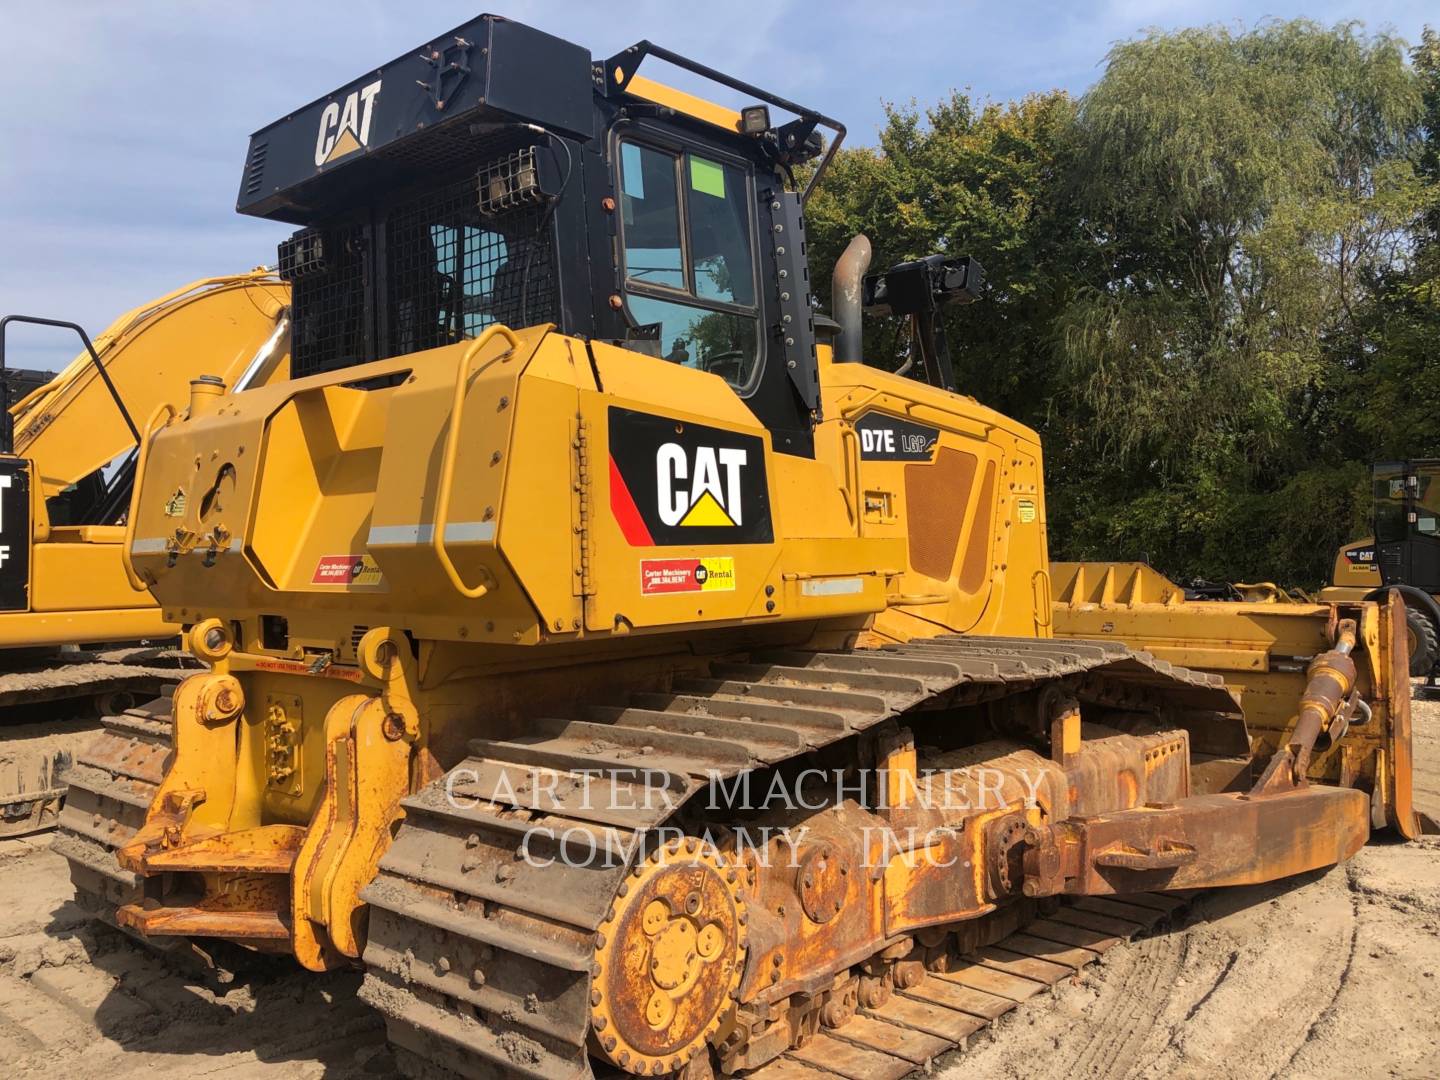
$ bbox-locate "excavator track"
[52,691,174,924]
[356,636,1233,1079]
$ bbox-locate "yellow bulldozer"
[55,15,1422,1079]
[1318,460,1440,678]
[0,273,289,834]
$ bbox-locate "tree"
[807,90,1082,434]
[1053,20,1424,584]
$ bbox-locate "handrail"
[433,325,520,599]
[839,424,862,535]
[0,314,142,453]
[121,402,176,591]
[599,39,846,203]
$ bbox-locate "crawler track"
[356,637,1233,1079]
[739,892,1190,1080]
[0,649,189,838]
[52,693,174,922]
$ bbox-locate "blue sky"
[0,0,1433,368]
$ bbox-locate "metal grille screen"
[384,172,557,359]
[281,226,368,378]
[278,145,558,377]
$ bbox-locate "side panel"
[31,537,159,613]
[583,341,893,633]
[820,362,1049,642]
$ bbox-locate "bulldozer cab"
[240,15,840,457]
[1373,459,1440,593]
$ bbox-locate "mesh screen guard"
[279,136,560,379]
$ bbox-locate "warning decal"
[311,554,383,586]
[640,557,736,595]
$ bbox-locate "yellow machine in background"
[0,272,289,835]
[57,17,1420,1079]
[1319,461,1440,676]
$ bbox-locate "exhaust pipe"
[832,234,872,363]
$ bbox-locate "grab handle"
[121,402,177,591]
[433,325,519,599]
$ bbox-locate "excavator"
[0,273,289,835]
[55,15,1421,1079]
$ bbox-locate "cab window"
[618,139,760,389]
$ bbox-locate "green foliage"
[810,18,1439,588]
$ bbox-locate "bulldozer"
[0,272,290,835]
[56,15,1421,1079]
[1319,460,1440,677]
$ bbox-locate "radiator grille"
[904,448,979,582]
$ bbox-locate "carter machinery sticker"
[641,557,736,595]
[311,554,383,586]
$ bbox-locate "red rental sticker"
[311,554,382,585]
[641,559,705,594]
[640,557,735,595]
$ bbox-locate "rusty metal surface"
[51,694,173,917]
[740,891,1173,1080]
[0,751,67,837]
[1021,786,1370,897]
[352,636,1234,1079]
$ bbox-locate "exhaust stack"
[832,234,872,363]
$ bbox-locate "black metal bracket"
[596,39,846,203]
[416,35,473,111]
[0,315,141,454]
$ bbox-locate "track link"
[743,893,1189,1080]
[52,692,174,923]
[358,637,1232,1079]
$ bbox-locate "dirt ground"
[0,700,1436,1079]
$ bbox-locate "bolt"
[204,626,227,651]
[381,713,407,741]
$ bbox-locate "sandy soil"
[0,699,1435,1079]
